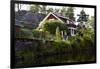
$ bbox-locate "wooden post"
[61,31,63,39]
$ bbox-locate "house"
[38,12,77,37]
[15,11,77,38]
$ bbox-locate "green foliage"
[65,7,75,21]
[61,7,67,16]
[55,27,62,41]
[15,36,95,66]
[47,8,53,14]
[87,16,94,28]
[44,31,54,40]
[42,20,68,34]
[40,5,47,14]
[77,9,88,22]
[30,5,41,13]
[32,29,53,40]
[15,5,95,67]
[82,28,95,47]
[51,40,71,52]
[54,8,60,13]
[67,27,94,49]
[17,49,35,65]
[32,29,41,38]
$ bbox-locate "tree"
[68,27,94,49]
[54,8,60,13]
[77,9,89,22]
[40,5,47,14]
[77,9,89,29]
[65,7,75,21]
[32,29,41,38]
[80,28,94,47]
[87,16,94,28]
[30,5,41,13]
[60,7,67,16]
[47,8,53,14]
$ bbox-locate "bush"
[70,28,95,49]
[32,29,42,38]
[42,20,68,34]
[51,40,71,52]
[16,49,35,65]
[32,29,53,40]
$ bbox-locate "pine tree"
[65,7,75,21]
[77,9,89,28]
[77,9,89,22]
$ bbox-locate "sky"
[14,0,96,17]
[15,0,95,19]
[15,4,94,19]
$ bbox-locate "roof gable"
[38,12,64,28]
[47,14,57,20]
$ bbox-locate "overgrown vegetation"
[15,34,95,67]
[15,5,95,67]
[41,19,68,34]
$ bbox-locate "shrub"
[51,40,71,52]
[32,29,42,39]
[42,20,68,34]
[32,29,53,40]
[16,48,37,66]
[70,28,95,49]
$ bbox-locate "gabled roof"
[53,13,77,27]
[53,13,71,22]
[15,11,77,29]
[39,12,64,26]
[38,12,65,28]
[38,12,76,28]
